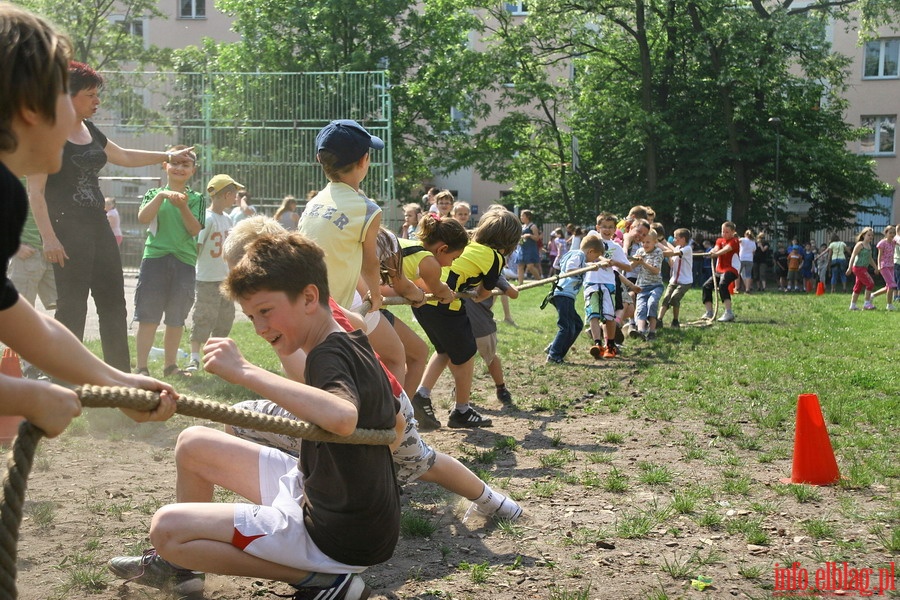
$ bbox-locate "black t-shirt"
[44,120,108,215]
[1,161,27,311]
[300,329,400,566]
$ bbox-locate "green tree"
[436,0,896,231]
[15,0,168,69]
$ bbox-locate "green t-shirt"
[140,186,205,265]
[19,208,42,250]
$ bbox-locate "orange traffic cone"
[0,347,25,445]
[816,281,825,296]
[780,394,840,485]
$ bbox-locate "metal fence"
[94,70,394,269]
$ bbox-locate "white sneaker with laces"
[717,311,735,322]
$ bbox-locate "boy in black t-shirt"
[0,5,176,434]
[109,232,402,600]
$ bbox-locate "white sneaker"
[886,304,895,311]
[718,311,735,322]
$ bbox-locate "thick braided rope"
[76,386,395,445]
[0,386,395,599]
[0,420,41,599]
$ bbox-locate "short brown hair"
[473,209,521,256]
[674,228,691,241]
[0,4,72,152]
[317,148,358,181]
[580,235,605,253]
[597,212,617,226]
[224,232,330,306]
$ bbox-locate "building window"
[863,39,899,78]
[110,15,145,42]
[860,116,896,155]
[178,0,206,19]
[504,2,528,15]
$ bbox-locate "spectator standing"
[827,234,848,293]
[752,234,772,292]
[186,174,240,372]
[273,195,299,230]
[738,230,756,293]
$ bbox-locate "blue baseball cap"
[315,119,385,168]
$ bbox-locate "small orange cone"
[0,347,25,445]
[816,281,825,296]
[781,394,840,485]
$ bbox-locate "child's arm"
[360,213,383,312]
[203,337,359,436]
[617,271,641,293]
[846,242,862,274]
[0,299,177,428]
[631,254,661,276]
[0,373,80,438]
[26,174,68,267]
[104,141,193,169]
[416,255,456,304]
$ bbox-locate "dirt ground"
[11,362,898,600]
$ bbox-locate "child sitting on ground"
[545,235,606,363]
[109,232,402,599]
[187,174,241,372]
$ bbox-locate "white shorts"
[231,446,366,574]
[351,290,381,331]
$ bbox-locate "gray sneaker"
[108,549,205,595]
[185,358,200,373]
[718,311,735,322]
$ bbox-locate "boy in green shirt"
[133,146,205,376]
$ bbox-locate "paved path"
[36,270,247,343]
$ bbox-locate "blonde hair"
[856,227,874,242]
[273,195,297,220]
[473,209,521,256]
[223,216,287,267]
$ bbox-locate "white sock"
[191,352,200,362]
[472,483,503,512]
[416,386,431,399]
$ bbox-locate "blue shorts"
[134,255,196,326]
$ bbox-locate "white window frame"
[177,0,206,20]
[504,2,528,15]
[109,14,148,47]
[860,115,896,156]
[863,38,899,79]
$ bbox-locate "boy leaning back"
[109,233,401,600]
[187,174,241,371]
[545,235,607,363]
